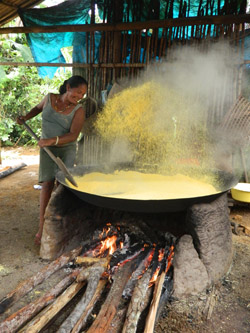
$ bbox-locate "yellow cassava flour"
[68,171,218,200]
[94,80,212,173]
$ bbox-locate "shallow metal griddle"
[56,165,238,213]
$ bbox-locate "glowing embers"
[77,223,175,290]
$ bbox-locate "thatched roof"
[0,0,42,26]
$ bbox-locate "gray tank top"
[42,93,82,145]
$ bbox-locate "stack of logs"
[0,223,174,333]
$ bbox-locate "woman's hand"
[16,116,26,125]
[38,138,55,148]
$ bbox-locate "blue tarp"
[20,0,103,77]
[20,0,247,78]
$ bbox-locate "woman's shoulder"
[46,93,60,108]
[48,93,59,101]
[42,93,57,110]
[74,103,85,113]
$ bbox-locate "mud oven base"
[40,185,233,298]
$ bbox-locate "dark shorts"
[39,145,76,182]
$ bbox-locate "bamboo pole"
[108,31,113,84]
[130,30,136,78]
[121,30,127,78]
[103,31,108,89]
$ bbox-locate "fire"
[148,248,164,287]
[99,235,118,255]
[158,248,164,262]
[148,246,174,287]
[98,224,111,239]
[149,267,160,287]
[165,245,174,273]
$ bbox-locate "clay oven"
[40,183,233,298]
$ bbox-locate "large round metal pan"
[56,165,238,213]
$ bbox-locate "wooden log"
[19,280,86,333]
[87,260,137,333]
[108,307,129,333]
[122,269,152,333]
[0,246,82,314]
[0,269,80,333]
[0,163,27,179]
[58,262,108,332]
[144,271,166,333]
[71,279,106,333]
[75,255,110,266]
[76,258,110,282]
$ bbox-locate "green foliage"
[0,33,71,146]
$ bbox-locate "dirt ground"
[0,146,249,332]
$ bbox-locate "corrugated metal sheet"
[0,0,42,26]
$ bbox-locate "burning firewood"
[87,260,137,333]
[58,259,110,332]
[71,280,107,333]
[0,269,80,333]
[122,268,153,333]
[144,271,166,333]
[144,245,174,333]
[0,246,82,314]
[75,255,110,267]
[0,223,175,332]
[19,279,86,332]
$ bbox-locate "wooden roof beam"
[0,14,249,34]
[0,0,18,9]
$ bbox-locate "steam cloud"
[104,41,248,179]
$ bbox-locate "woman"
[17,75,88,245]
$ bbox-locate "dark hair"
[59,75,88,94]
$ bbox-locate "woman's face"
[67,84,87,104]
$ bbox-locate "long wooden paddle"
[21,121,78,187]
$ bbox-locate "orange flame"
[99,235,117,255]
[148,248,165,287]
[149,267,160,287]
[98,223,113,240]
[165,245,174,273]
[158,248,164,262]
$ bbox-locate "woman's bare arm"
[17,95,48,124]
